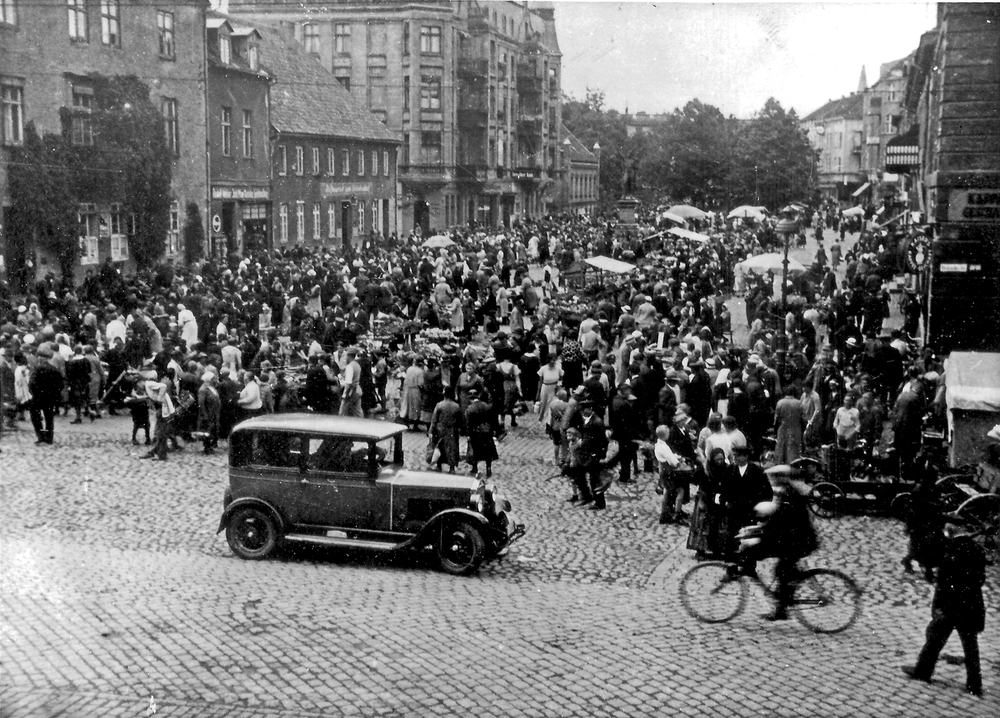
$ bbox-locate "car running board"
[283,534,401,551]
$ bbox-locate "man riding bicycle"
[737,465,820,621]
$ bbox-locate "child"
[125,377,151,445]
[547,388,568,466]
[563,426,589,504]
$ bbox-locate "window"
[312,146,320,174]
[383,150,389,176]
[247,44,258,70]
[334,23,350,53]
[295,146,304,175]
[161,98,179,156]
[278,204,288,243]
[402,75,410,111]
[295,201,305,241]
[1,84,24,146]
[420,25,441,54]
[312,204,321,240]
[421,131,441,163]
[303,23,319,54]
[357,150,364,176]
[371,150,378,177]
[371,201,378,235]
[402,132,409,165]
[277,145,287,175]
[1,0,16,26]
[402,21,409,55]
[219,35,231,64]
[327,148,335,174]
[78,207,98,264]
[71,88,94,146]
[357,201,365,232]
[157,10,174,58]
[341,149,350,175]
[110,205,128,260]
[221,107,231,156]
[420,75,441,111]
[242,109,252,158]
[166,201,180,255]
[368,67,386,109]
[67,0,88,42]
[100,0,119,46]
[328,203,336,238]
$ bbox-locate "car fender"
[404,508,491,548]
[217,497,286,535]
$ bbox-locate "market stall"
[945,352,1000,467]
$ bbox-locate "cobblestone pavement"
[1,412,997,718]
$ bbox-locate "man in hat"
[608,382,641,484]
[339,347,363,418]
[29,347,63,445]
[902,515,986,697]
[683,358,712,426]
[582,360,608,417]
[197,369,221,454]
[570,399,608,510]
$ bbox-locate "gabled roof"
[801,93,863,123]
[255,24,398,143]
[560,125,597,163]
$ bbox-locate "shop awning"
[945,352,1000,413]
[667,227,710,242]
[852,182,871,197]
[584,255,637,274]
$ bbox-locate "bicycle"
[679,559,862,634]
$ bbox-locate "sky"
[553,0,939,118]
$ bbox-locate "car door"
[297,437,386,531]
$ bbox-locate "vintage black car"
[217,414,525,575]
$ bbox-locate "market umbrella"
[727,205,765,220]
[667,227,710,243]
[666,205,708,220]
[737,253,807,274]
[659,211,687,225]
[421,235,455,248]
[841,206,865,217]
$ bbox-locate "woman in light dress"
[535,355,563,425]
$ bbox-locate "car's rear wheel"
[437,519,485,575]
[227,507,278,560]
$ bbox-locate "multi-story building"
[256,24,399,249]
[556,125,599,214]
[900,3,1000,353]
[800,93,864,202]
[228,0,562,235]
[860,55,912,202]
[624,111,669,138]
[0,0,209,282]
[206,12,272,261]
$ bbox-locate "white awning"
[667,227,710,242]
[584,255,636,274]
[852,182,871,197]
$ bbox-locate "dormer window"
[247,44,258,70]
[219,35,231,64]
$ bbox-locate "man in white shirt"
[177,303,198,351]
[105,310,127,348]
[339,347,363,418]
[237,371,263,421]
[221,339,242,376]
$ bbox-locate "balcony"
[458,57,489,78]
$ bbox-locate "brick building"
[228,0,563,235]
[0,0,209,281]
[901,3,1000,352]
[206,13,272,261]
[256,24,398,250]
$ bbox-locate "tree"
[6,123,79,283]
[183,202,206,265]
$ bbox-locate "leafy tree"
[183,202,206,265]
[6,123,79,283]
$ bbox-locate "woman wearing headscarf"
[687,447,730,560]
[399,356,425,430]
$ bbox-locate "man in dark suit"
[724,445,773,564]
[608,383,641,484]
[572,400,608,511]
[29,348,64,445]
[683,359,712,426]
[893,382,925,476]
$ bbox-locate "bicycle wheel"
[791,569,862,634]
[679,561,748,624]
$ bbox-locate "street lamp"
[774,212,799,380]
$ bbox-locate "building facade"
[228,0,562,235]
[256,24,398,250]
[800,93,864,202]
[207,14,272,261]
[0,0,209,282]
[902,3,1000,353]
[557,125,599,214]
[859,55,911,204]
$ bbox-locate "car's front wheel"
[227,507,278,560]
[437,519,485,575]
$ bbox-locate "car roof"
[231,414,406,440]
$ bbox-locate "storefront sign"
[322,181,373,196]
[947,189,1000,222]
[211,187,270,200]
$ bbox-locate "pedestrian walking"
[464,389,499,478]
[29,347,63,445]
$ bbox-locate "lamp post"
[774,212,799,380]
